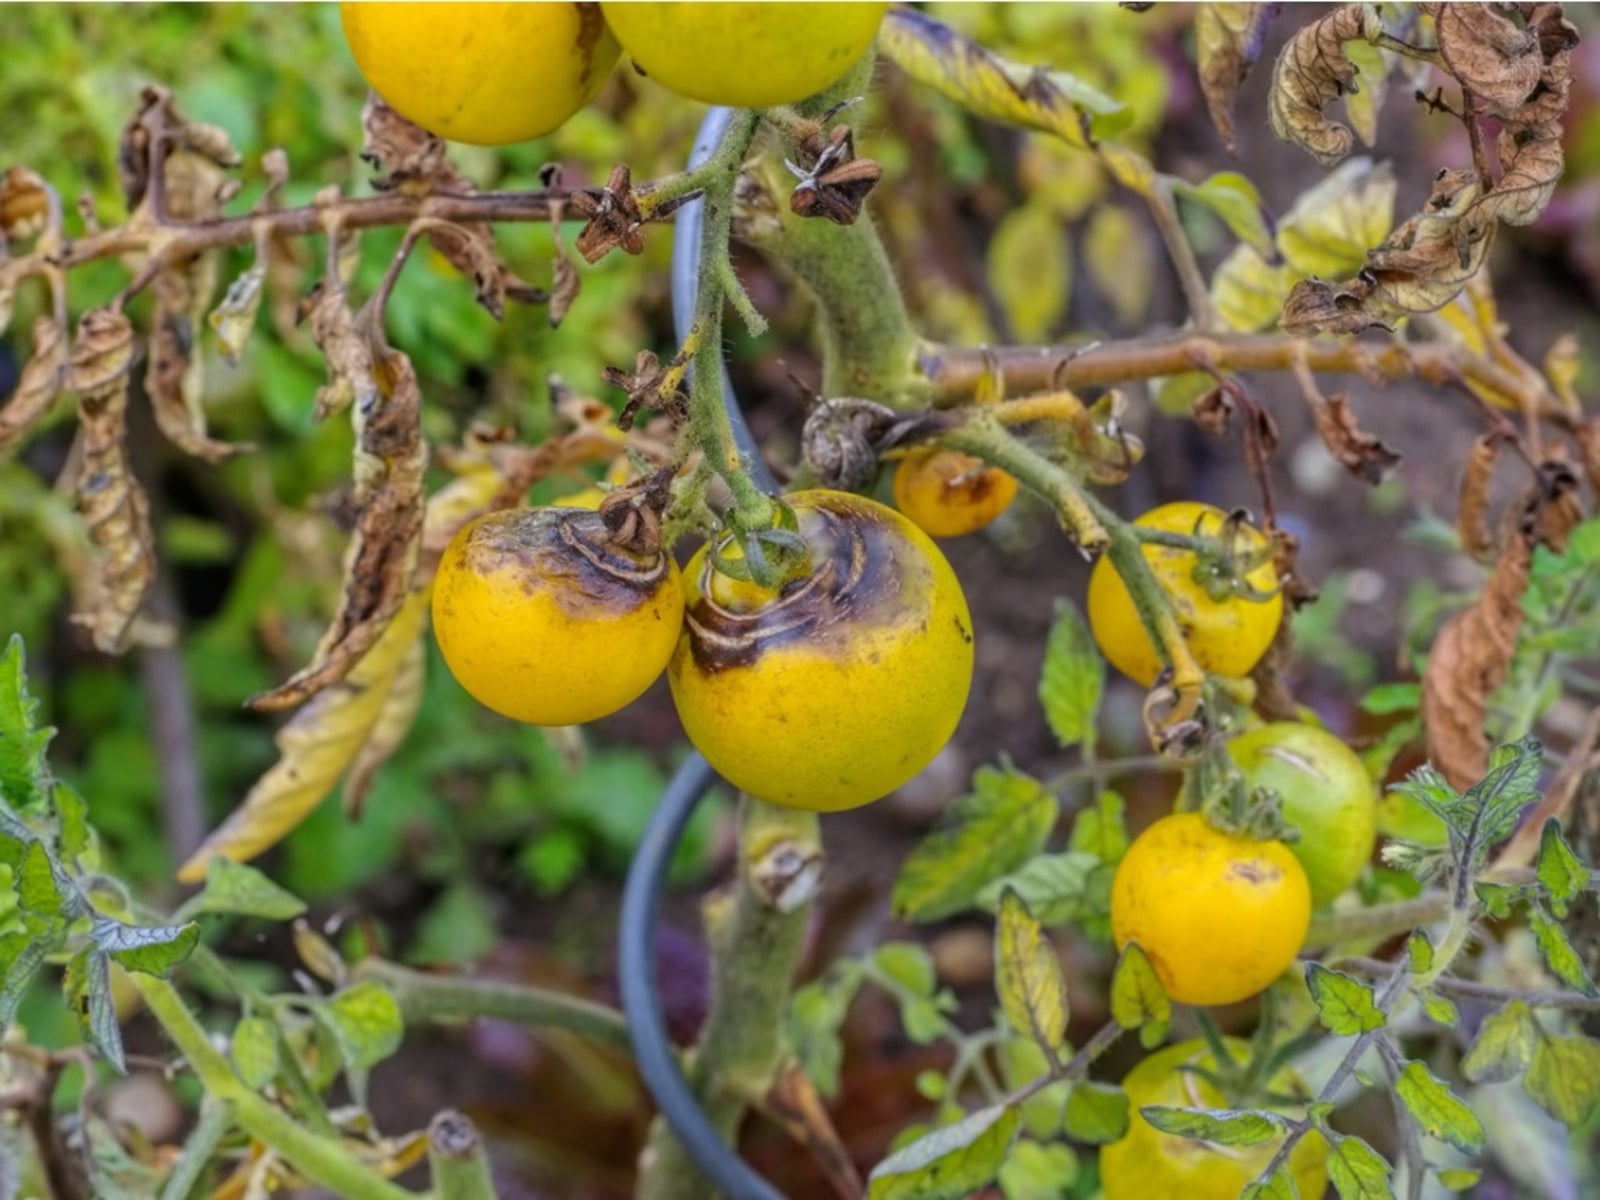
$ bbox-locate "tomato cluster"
[341,2,890,146]
[432,490,974,814]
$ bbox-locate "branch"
[922,333,1568,422]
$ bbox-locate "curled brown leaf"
[1457,432,1504,563]
[0,166,50,242]
[148,259,246,462]
[1196,3,1280,154]
[0,316,67,447]
[1432,3,1546,113]
[250,341,427,712]
[1280,275,1391,336]
[69,309,156,654]
[1268,4,1370,166]
[1307,391,1400,484]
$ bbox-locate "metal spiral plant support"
[617,106,787,1200]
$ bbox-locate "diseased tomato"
[1110,812,1310,1006]
[892,447,1019,539]
[668,490,973,812]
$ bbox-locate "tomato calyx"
[708,495,813,590]
[1181,736,1301,847]
[594,466,676,559]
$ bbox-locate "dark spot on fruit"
[1228,860,1281,886]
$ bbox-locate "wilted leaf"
[148,254,243,463]
[0,316,67,448]
[1195,4,1279,153]
[1038,600,1102,752]
[1268,4,1372,166]
[1340,37,1391,147]
[1394,1060,1485,1154]
[208,260,267,365]
[988,201,1070,343]
[1306,390,1400,484]
[867,1103,1020,1200]
[878,6,1148,190]
[1306,964,1385,1035]
[995,889,1068,1053]
[893,766,1056,922]
[69,309,155,654]
[180,588,430,881]
[1433,4,1548,114]
[0,166,51,242]
[1458,433,1503,562]
[250,331,426,712]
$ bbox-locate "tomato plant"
[668,489,973,812]
[433,506,683,726]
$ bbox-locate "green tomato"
[1228,722,1378,908]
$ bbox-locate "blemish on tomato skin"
[1227,860,1282,886]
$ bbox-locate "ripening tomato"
[1101,1038,1329,1200]
[892,447,1019,538]
[1087,501,1282,686]
[668,490,973,812]
[432,507,682,725]
[1228,722,1379,908]
[1111,812,1310,1006]
[341,2,620,145]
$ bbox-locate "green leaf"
[868,1103,1020,1199]
[1456,738,1543,866]
[1306,965,1386,1035]
[1110,943,1170,1049]
[1394,1060,1485,1153]
[1474,880,1523,919]
[1534,819,1587,918]
[84,1112,163,1199]
[1416,988,1458,1026]
[1358,682,1420,716]
[1140,1105,1287,1146]
[790,968,864,1099]
[1462,1001,1538,1083]
[1175,171,1275,257]
[976,852,1101,926]
[997,1139,1078,1200]
[53,783,90,865]
[995,890,1067,1053]
[0,636,53,813]
[1037,601,1102,754]
[321,981,403,1071]
[179,857,308,922]
[65,948,125,1074]
[1524,1032,1600,1127]
[231,1015,281,1090]
[1436,1168,1482,1191]
[1060,1080,1128,1144]
[16,839,70,922]
[1067,791,1126,864]
[987,201,1071,343]
[893,766,1057,922]
[1241,1170,1302,1200]
[91,916,199,977]
[1405,930,1433,974]
[1325,1133,1395,1199]
[0,939,47,1033]
[1528,902,1597,996]
[874,942,938,998]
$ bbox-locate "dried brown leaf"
[1280,275,1391,336]
[1458,432,1504,563]
[1308,391,1400,484]
[547,200,581,329]
[304,281,377,423]
[148,258,246,462]
[0,316,67,447]
[0,166,50,241]
[572,164,648,263]
[1577,416,1600,496]
[119,87,240,217]
[1268,4,1370,166]
[1195,3,1279,153]
[68,309,155,654]
[249,341,426,711]
[1433,3,1546,113]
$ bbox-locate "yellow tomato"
[1087,501,1282,686]
[1101,1038,1329,1200]
[892,448,1019,539]
[432,507,682,725]
[1228,722,1378,908]
[340,2,620,145]
[599,2,888,108]
[669,490,973,812]
[1111,812,1310,1006]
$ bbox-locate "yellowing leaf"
[177,588,430,882]
[987,202,1070,343]
[1211,244,1291,333]
[995,889,1068,1053]
[1083,203,1154,327]
[1275,157,1396,279]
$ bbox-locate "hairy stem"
[637,797,822,1200]
[354,958,635,1053]
[427,1110,498,1200]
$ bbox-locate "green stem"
[637,797,822,1200]
[941,417,1108,553]
[353,958,635,1054]
[1337,957,1600,1011]
[133,975,413,1200]
[1304,893,1451,950]
[158,1095,233,1200]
